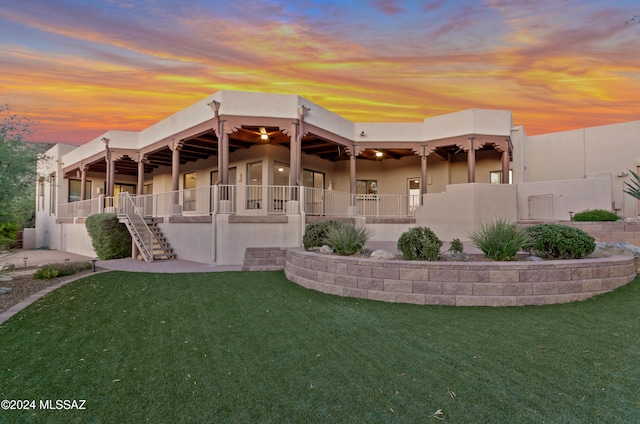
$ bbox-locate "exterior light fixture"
[297,105,310,116]
[259,127,269,141]
[375,151,383,158]
[207,100,221,112]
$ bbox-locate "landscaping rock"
[370,249,396,260]
[439,252,470,262]
[525,256,544,261]
[0,287,11,294]
[0,263,15,272]
[590,242,640,272]
[319,245,334,254]
[0,275,12,282]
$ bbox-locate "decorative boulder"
[370,249,396,260]
[0,263,15,272]
[319,245,334,254]
[439,252,470,262]
[0,287,12,294]
[590,242,640,272]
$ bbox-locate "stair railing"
[117,192,155,262]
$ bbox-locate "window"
[210,167,237,185]
[143,184,153,195]
[303,169,325,189]
[273,162,289,186]
[183,172,197,211]
[246,161,262,209]
[68,179,92,202]
[38,179,44,211]
[490,170,513,184]
[356,179,378,195]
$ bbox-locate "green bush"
[525,224,595,259]
[469,219,532,261]
[449,238,464,254]
[0,222,19,250]
[85,213,132,260]
[572,209,619,222]
[33,261,92,280]
[397,227,443,261]
[302,220,343,250]
[324,222,372,256]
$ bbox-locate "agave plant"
[623,169,640,200]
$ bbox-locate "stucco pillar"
[467,137,476,183]
[221,127,229,185]
[289,122,299,187]
[501,149,509,184]
[136,153,145,195]
[170,140,182,214]
[108,155,116,197]
[80,164,87,201]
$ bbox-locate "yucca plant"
[623,169,640,200]
[469,219,533,261]
[324,222,372,256]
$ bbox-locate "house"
[34,90,639,264]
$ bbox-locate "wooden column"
[80,164,87,201]
[221,128,229,185]
[467,137,476,183]
[170,140,182,206]
[501,149,509,184]
[108,155,116,197]
[136,153,145,195]
[289,122,299,187]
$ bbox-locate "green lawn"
[1,271,639,423]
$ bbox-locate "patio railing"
[57,185,419,219]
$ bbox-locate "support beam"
[467,137,476,183]
[136,153,145,195]
[221,127,229,185]
[501,149,510,184]
[288,123,298,187]
[170,139,182,210]
[108,155,116,197]
[80,164,87,201]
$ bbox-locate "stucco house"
[34,90,639,264]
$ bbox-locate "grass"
[1,271,640,423]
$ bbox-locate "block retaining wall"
[284,249,636,307]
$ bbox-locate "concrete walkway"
[0,249,242,273]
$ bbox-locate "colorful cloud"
[0,0,638,144]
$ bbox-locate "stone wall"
[284,249,636,307]
[243,247,288,271]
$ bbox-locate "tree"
[0,104,47,234]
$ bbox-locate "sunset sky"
[1,0,638,145]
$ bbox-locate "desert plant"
[323,222,372,256]
[623,169,640,200]
[572,209,619,222]
[469,219,532,261]
[33,261,92,280]
[449,238,464,254]
[525,224,595,259]
[397,226,443,261]
[85,213,132,260]
[302,220,343,250]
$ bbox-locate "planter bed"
[284,249,636,307]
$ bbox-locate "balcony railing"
[57,185,420,219]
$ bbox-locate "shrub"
[0,222,19,250]
[33,261,93,279]
[449,238,464,254]
[302,220,343,250]
[572,209,619,222]
[397,227,443,261]
[469,219,532,261]
[525,224,595,259]
[324,222,372,256]
[85,213,132,260]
